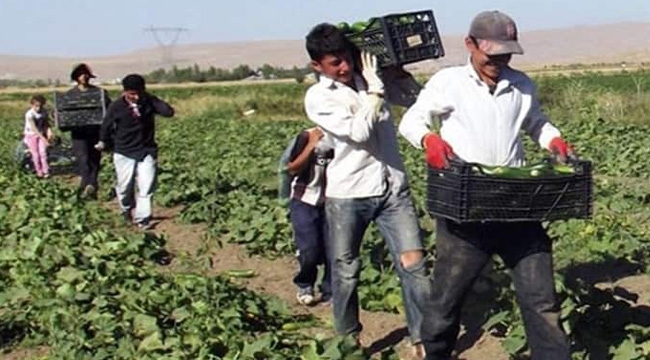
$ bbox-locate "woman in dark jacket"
[66,63,111,199]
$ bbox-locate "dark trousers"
[422,219,570,360]
[289,199,331,299]
[71,136,101,189]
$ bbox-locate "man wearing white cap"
[399,10,573,360]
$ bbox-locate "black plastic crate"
[346,10,445,67]
[426,161,593,223]
[53,88,107,130]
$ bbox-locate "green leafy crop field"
[1,69,650,359]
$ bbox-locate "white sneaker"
[296,287,316,306]
[412,343,426,359]
[137,220,153,231]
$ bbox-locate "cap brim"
[477,39,524,55]
[71,70,97,80]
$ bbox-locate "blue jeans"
[326,188,431,344]
[289,199,332,299]
[421,219,570,360]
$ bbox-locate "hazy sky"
[0,0,648,57]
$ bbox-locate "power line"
[143,26,189,66]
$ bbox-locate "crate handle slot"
[542,182,571,220]
[525,184,545,216]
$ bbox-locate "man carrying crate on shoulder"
[399,10,575,360]
[304,23,430,357]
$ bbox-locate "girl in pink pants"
[23,94,53,178]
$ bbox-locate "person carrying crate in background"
[399,10,575,360]
[65,63,111,200]
[304,23,430,358]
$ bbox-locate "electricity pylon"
[144,26,188,65]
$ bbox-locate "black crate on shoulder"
[53,88,107,130]
[346,10,445,67]
[426,161,593,223]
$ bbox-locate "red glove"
[549,137,575,163]
[423,133,454,169]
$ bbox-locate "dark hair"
[122,74,146,92]
[305,23,357,62]
[70,63,95,81]
[30,94,46,105]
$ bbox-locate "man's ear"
[310,60,322,74]
[464,36,476,51]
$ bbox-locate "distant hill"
[1,22,649,82]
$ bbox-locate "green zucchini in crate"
[343,10,445,67]
[471,162,577,178]
[427,160,593,223]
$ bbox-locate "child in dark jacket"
[281,127,333,305]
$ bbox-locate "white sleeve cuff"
[538,123,562,150]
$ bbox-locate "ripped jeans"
[326,188,431,344]
[421,219,570,360]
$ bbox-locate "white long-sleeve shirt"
[399,61,561,166]
[305,74,408,199]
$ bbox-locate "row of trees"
[0,63,314,89]
[0,78,65,89]
[145,63,313,84]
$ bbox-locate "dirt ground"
[138,205,650,360]
[3,201,650,360]
[151,206,509,360]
